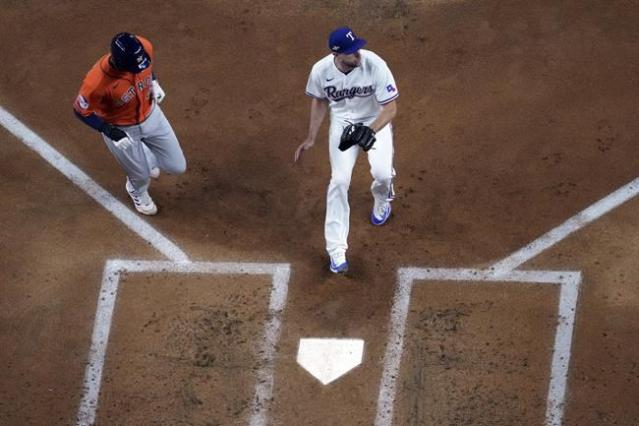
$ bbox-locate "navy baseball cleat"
[329,253,349,274]
[371,202,392,226]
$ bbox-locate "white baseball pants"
[325,118,395,258]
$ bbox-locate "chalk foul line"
[491,177,639,274]
[0,106,189,262]
[0,106,294,426]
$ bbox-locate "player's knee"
[166,156,187,175]
[174,159,187,175]
[371,169,393,183]
[330,174,352,188]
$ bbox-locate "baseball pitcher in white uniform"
[294,26,399,274]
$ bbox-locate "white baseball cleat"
[150,167,160,179]
[371,202,392,226]
[329,252,348,274]
[125,179,158,216]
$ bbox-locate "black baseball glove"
[339,123,376,152]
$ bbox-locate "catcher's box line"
[374,268,581,426]
[76,260,291,426]
[0,105,189,262]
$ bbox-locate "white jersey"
[305,49,399,122]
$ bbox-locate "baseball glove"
[339,123,376,152]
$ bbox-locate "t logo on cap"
[328,27,367,55]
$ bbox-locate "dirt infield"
[2,0,639,425]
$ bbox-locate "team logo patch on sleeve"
[75,95,89,110]
[386,84,397,93]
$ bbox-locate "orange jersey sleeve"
[74,36,156,126]
[74,55,109,118]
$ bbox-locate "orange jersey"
[74,36,155,126]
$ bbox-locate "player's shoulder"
[360,49,389,68]
[81,55,116,91]
[136,35,154,57]
[310,53,334,73]
[85,56,109,81]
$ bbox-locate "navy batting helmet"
[110,32,151,73]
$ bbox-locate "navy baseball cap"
[328,27,367,54]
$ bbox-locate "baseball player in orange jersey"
[74,32,186,215]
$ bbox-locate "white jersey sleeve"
[305,64,326,99]
[374,59,399,105]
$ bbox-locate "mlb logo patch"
[75,95,89,110]
[386,84,396,93]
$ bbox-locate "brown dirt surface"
[99,273,271,425]
[395,282,558,425]
[1,0,639,425]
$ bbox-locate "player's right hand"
[294,138,315,163]
[104,126,133,151]
[113,135,133,151]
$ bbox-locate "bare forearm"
[370,101,397,133]
[295,98,329,162]
[306,98,329,140]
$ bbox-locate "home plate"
[296,338,365,385]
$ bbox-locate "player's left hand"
[339,123,376,152]
[152,80,166,104]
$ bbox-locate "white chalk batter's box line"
[375,267,581,426]
[76,259,291,426]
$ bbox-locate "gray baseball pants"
[102,104,186,196]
